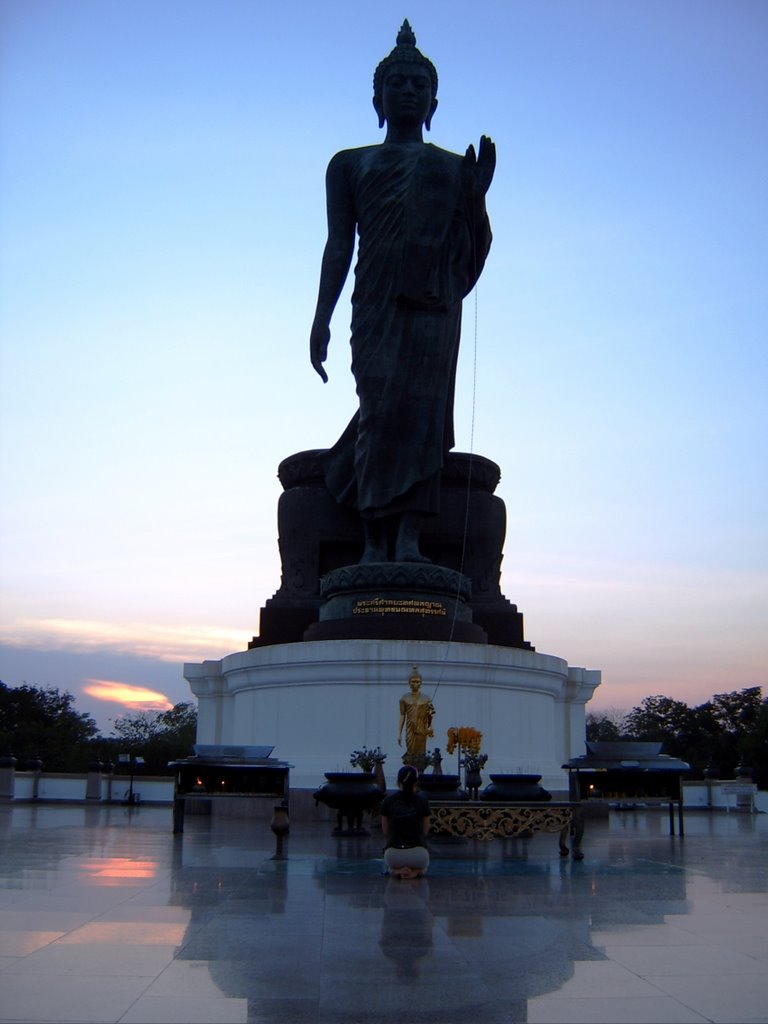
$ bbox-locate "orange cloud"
[0,617,246,661]
[83,679,172,710]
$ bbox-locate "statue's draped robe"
[400,695,435,758]
[324,143,492,519]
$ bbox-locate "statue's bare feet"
[396,545,431,563]
[359,544,388,564]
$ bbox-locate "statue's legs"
[360,512,431,564]
[360,520,388,563]
[394,512,431,563]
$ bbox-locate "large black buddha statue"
[310,21,495,565]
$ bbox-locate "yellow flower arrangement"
[446,726,483,756]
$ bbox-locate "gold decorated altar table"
[168,746,291,835]
[429,801,584,860]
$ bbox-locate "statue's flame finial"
[396,19,416,47]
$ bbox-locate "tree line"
[0,681,196,774]
[587,686,767,788]
[1,680,766,786]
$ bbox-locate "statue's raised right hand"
[463,135,496,196]
[310,319,330,383]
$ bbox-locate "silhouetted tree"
[739,699,768,789]
[700,687,764,735]
[620,687,767,782]
[0,681,98,771]
[105,702,197,773]
[585,708,627,743]
[156,702,197,745]
[111,710,166,746]
[693,688,767,780]
[623,695,694,756]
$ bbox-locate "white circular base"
[185,639,600,792]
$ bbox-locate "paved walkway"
[0,803,766,1023]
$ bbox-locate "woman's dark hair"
[397,764,419,795]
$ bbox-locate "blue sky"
[1,0,766,730]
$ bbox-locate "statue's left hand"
[310,318,330,383]
[463,135,496,196]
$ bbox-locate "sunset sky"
[1,0,766,731]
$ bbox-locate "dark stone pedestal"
[304,562,487,643]
[250,450,530,650]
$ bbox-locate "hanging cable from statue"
[431,267,481,704]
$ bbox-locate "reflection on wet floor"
[0,804,766,1023]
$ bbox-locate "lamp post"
[118,753,145,805]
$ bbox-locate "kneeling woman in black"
[380,764,430,879]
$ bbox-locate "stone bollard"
[85,760,102,800]
[103,760,114,803]
[0,753,17,801]
[27,755,43,800]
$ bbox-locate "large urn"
[313,772,384,835]
[480,774,552,802]
[415,774,468,800]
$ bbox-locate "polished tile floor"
[0,803,766,1024]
